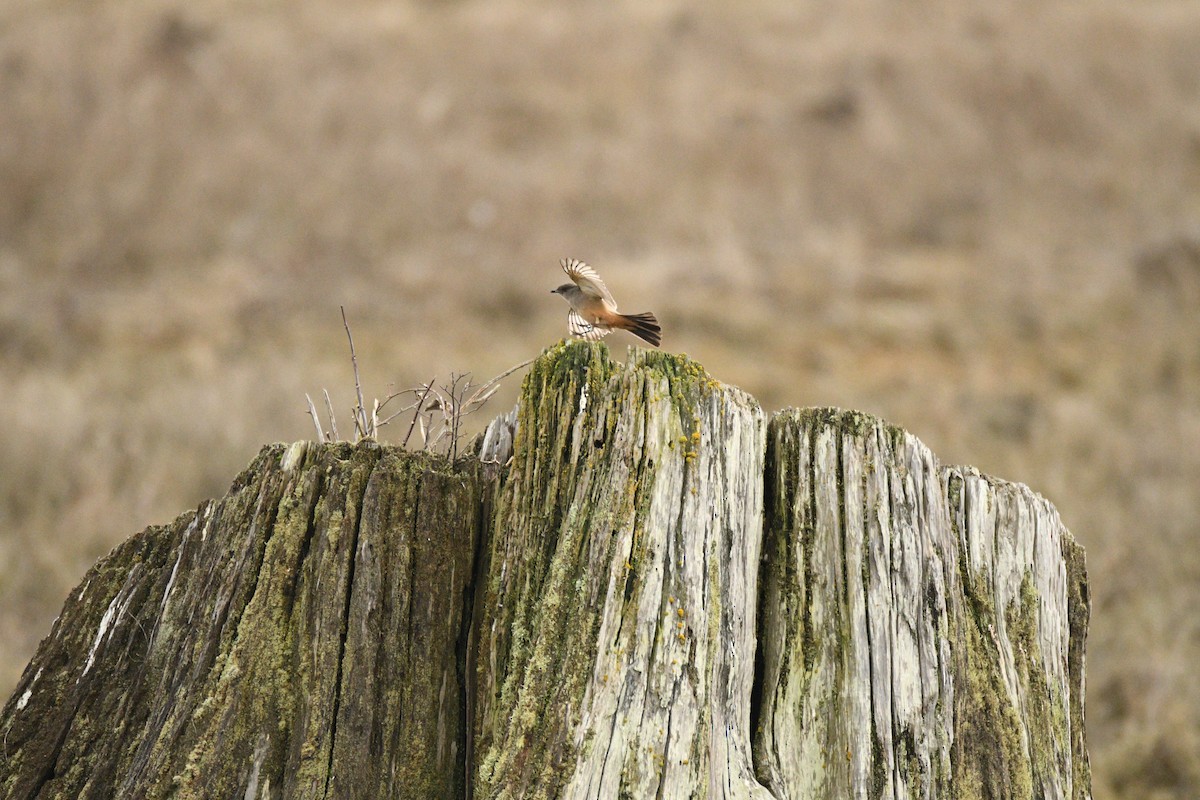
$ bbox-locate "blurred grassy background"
[2,1,1198,796]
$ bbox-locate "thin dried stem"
[322,388,340,442]
[377,398,421,429]
[376,386,417,416]
[447,374,461,460]
[469,358,535,405]
[425,384,451,452]
[305,393,326,442]
[306,318,534,451]
[341,306,369,440]
[403,379,436,449]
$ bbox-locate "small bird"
[551,259,662,347]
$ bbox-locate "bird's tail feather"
[617,312,662,348]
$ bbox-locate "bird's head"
[551,283,575,296]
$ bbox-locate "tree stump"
[0,341,1090,799]
[472,344,770,799]
[0,444,480,799]
[755,409,1090,800]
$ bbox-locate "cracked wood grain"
[0,443,478,799]
[0,342,1090,799]
[754,409,1090,800]
[471,343,771,800]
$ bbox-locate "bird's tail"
[616,312,662,348]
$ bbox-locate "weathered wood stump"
[0,445,480,798]
[472,345,769,799]
[0,341,1090,799]
[755,410,1090,800]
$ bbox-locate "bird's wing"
[561,258,618,309]
[567,309,610,341]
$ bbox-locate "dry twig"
[304,393,326,442]
[306,310,533,454]
[341,306,368,439]
[323,389,339,442]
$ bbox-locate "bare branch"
[427,422,448,451]
[403,379,437,449]
[470,357,536,404]
[305,393,326,442]
[341,306,369,441]
[427,385,451,420]
[376,387,419,416]
[323,389,340,442]
[377,399,421,429]
[463,384,501,411]
[307,316,534,450]
[450,373,467,460]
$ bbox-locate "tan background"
[2,2,1198,797]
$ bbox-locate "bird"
[551,258,661,347]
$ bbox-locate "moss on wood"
[1,345,1090,800]
[0,443,478,799]
[472,341,770,799]
[757,413,1090,800]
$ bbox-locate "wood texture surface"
[0,443,480,799]
[755,409,1090,800]
[472,343,770,799]
[0,341,1090,799]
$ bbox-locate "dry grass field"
[2,1,1199,796]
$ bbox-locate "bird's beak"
[549,289,557,294]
